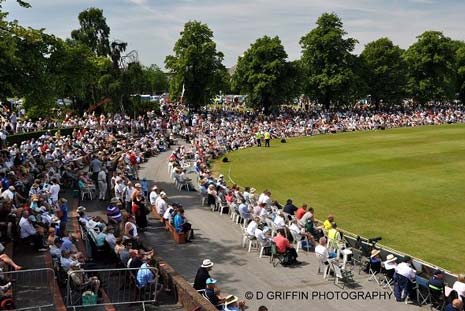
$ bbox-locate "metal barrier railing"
[1,268,56,311]
[66,267,159,310]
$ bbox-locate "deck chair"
[331,261,356,289]
[380,264,395,292]
[270,242,286,267]
[415,275,431,306]
[428,284,445,310]
[351,248,370,274]
[367,260,382,285]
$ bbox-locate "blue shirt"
[136,263,154,288]
[60,203,68,223]
[173,214,184,232]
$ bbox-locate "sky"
[3,0,465,69]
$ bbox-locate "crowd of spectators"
[1,101,465,309]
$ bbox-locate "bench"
[166,222,186,244]
[151,208,185,244]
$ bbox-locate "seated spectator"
[283,199,297,215]
[314,237,336,263]
[19,210,47,252]
[255,224,272,248]
[204,278,225,310]
[453,274,465,301]
[382,254,397,281]
[273,229,300,265]
[273,212,286,229]
[224,295,246,311]
[367,249,382,274]
[246,217,259,237]
[105,226,117,249]
[49,237,62,260]
[77,206,90,227]
[68,261,100,295]
[238,199,251,224]
[60,250,78,272]
[429,269,446,308]
[295,204,307,220]
[194,259,214,290]
[0,253,22,271]
[173,208,192,242]
[445,299,464,311]
[394,256,416,302]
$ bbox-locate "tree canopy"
[403,31,457,103]
[360,37,407,106]
[165,20,226,110]
[232,35,298,113]
[299,13,360,109]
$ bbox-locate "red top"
[296,208,306,220]
[273,235,290,253]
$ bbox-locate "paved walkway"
[135,146,423,311]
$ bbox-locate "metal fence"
[1,268,56,311]
[66,267,159,310]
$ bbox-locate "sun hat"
[206,278,217,285]
[250,188,256,194]
[134,183,141,188]
[385,254,397,263]
[8,186,15,191]
[77,206,86,213]
[201,259,214,268]
[370,249,381,258]
[225,295,239,306]
[110,197,120,204]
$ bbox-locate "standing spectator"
[49,178,60,204]
[89,156,102,188]
[98,169,108,201]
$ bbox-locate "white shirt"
[49,184,60,202]
[395,262,416,281]
[155,197,167,215]
[1,189,14,201]
[315,244,329,261]
[19,217,37,238]
[98,170,107,182]
[452,281,465,301]
[163,206,173,220]
[273,215,285,228]
[149,191,158,205]
[246,221,258,236]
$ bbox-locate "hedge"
[5,127,77,146]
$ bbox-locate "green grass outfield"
[213,124,465,272]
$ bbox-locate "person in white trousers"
[98,169,108,201]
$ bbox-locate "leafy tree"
[71,7,111,57]
[232,35,297,113]
[403,31,456,103]
[144,64,169,94]
[453,41,465,103]
[300,13,359,109]
[165,20,225,110]
[360,37,407,107]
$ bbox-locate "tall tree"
[144,64,169,94]
[453,40,465,103]
[165,20,225,110]
[403,31,456,103]
[300,13,360,109]
[360,37,407,107]
[71,7,111,57]
[232,35,297,113]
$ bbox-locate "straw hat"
[370,249,381,258]
[201,259,214,268]
[385,254,397,263]
[225,295,239,306]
